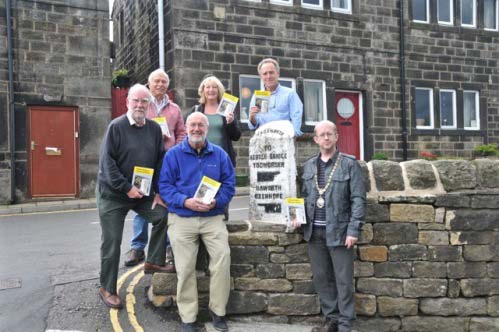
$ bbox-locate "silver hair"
[257,58,280,74]
[148,69,170,84]
[127,84,151,101]
[186,111,209,127]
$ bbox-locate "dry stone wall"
[151,159,499,332]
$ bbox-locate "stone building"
[112,0,499,176]
[0,0,111,204]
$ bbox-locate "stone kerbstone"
[359,246,388,262]
[231,245,270,264]
[251,221,287,232]
[461,279,499,297]
[420,298,487,316]
[428,245,463,262]
[365,203,390,222]
[448,279,460,298]
[355,293,376,316]
[354,261,374,277]
[413,262,447,278]
[433,160,477,191]
[286,263,312,280]
[390,244,428,261]
[404,160,437,189]
[372,160,405,191]
[450,231,496,245]
[390,204,435,223]
[231,264,256,278]
[377,296,418,317]
[470,318,499,332]
[403,279,447,298]
[374,262,412,278]
[358,223,373,244]
[284,243,309,263]
[463,245,498,261]
[488,263,499,278]
[356,278,403,297]
[256,264,285,279]
[229,231,278,245]
[488,295,499,316]
[402,317,468,332]
[418,231,449,245]
[445,209,499,231]
[447,262,487,278]
[372,223,418,245]
[473,159,499,188]
[278,233,303,246]
[435,194,471,208]
[471,195,499,209]
[227,291,267,314]
[353,318,401,332]
[268,294,320,315]
[292,280,315,294]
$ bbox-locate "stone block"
[471,195,499,209]
[461,279,499,297]
[270,253,290,264]
[473,159,499,188]
[390,204,435,223]
[450,231,495,245]
[446,209,499,231]
[250,221,287,233]
[374,262,412,278]
[354,261,374,277]
[365,203,390,222]
[359,160,371,193]
[286,263,312,280]
[404,160,437,189]
[372,223,418,245]
[434,207,446,224]
[227,291,267,314]
[403,279,447,298]
[488,263,499,278]
[231,246,269,264]
[231,264,256,278]
[372,160,405,191]
[292,280,315,294]
[413,262,447,278]
[428,245,463,262]
[470,318,499,332]
[267,294,320,315]
[353,318,402,332]
[435,194,471,208]
[235,277,293,293]
[284,243,309,263]
[358,223,373,244]
[359,246,388,262]
[402,317,468,332]
[226,220,250,233]
[278,233,303,246]
[229,231,278,245]
[419,231,449,245]
[355,293,376,316]
[433,160,477,191]
[488,296,499,316]
[418,223,446,230]
[256,264,285,279]
[356,278,403,297]
[448,279,460,298]
[389,244,428,261]
[463,245,498,261]
[377,296,418,317]
[420,298,487,316]
[151,273,177,295]
[447,262,487,279]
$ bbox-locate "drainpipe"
[6,0,16,203]
[399,0,408,161]
[158,0,164,70]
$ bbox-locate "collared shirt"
[248,84,303,136]
[126,111,145,127]
[313,151,339,226]
[151,94,169,116]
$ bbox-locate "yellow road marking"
[126,271,145,332]
[110,264,144,332]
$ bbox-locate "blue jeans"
[131,213,169,250]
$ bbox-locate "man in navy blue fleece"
[159,112,235,332]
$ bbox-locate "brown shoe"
[124,249,145,267]
[99,287,123,309]
[144,262,176,274]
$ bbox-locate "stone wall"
[151,159,499,332]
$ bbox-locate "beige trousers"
[168,213,231,323]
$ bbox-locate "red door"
[28,106,79,197]
[335,92,361,159]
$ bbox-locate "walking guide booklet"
[216,93,239,117]
[284,198,306,226]
[194,176,221,204]
[132,166,154,196]
[253,90,271,113]
[151,116,171,137]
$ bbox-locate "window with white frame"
[412,0,430,23]
[278,78,296,90]
[270,0,293,6]
[239,75,261,123]
[438,0,453,25]
[461,0,476,27]
[484,0,499,30]
[463,91,480,130]
[302,0,322,10]
[331,0,351,14]
[415,88,434,128]
[303,80,327,125]
[439,89,457,129]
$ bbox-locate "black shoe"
[124,249,145,267]
[209,309,228,332]
[181,322,197,332]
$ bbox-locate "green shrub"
[372,152,388,160]
[474,144,498,157]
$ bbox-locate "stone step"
[204,322,313,332]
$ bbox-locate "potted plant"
[111,68,130,88]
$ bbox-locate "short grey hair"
[148,69,169,84]
[314,120,337,136]
[127,84,151,101]
[257,58,280,74]
[186,111,209,127]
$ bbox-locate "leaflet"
[284,198,306,226]
[254,90,271,113]
[194,176,221,204]
[216,93,239,117]
[152,116,171,137]
[132,166,154,196]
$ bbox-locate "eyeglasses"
[129,98,150,105]
[316,132,336,138]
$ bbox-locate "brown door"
[28,106,79,197]
[335,92,361,159]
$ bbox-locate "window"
[463,91,480,130]
[118,11,124,46]
[303,80,327,125]
[239,75,261,123]
[278,78,296,90]
[438,0,453,25]
[271,0,293,6]
[461,0,476,27]
[439,89,457,129]
[302,0,322,10]
[331,0,351,14]
[412,0,430,23]
[484,0,499,30]
[415,88,434,128]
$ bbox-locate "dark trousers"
[308,226,355,332]
[96,185,167,294]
